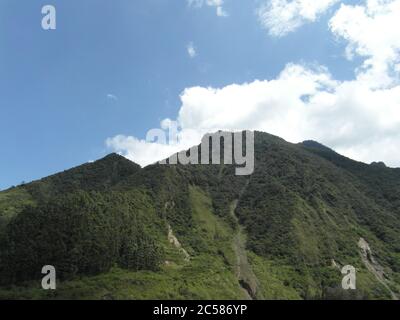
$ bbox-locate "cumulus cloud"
[258,0,339,37]
[177,64,400,167]
[107,0,400,168]
[329,0,400,87]
[106,134,181,167]
[106,64,400,167]
[188,0,228,17]
[106,120,204,167]
[187,42,197,58]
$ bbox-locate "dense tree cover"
[0,131,399,299]
[0,191,163,285]
[158,132,400,298]
[301,140,400,217]
[232,134,400,296]
[24,153,140,202]
[301,141,400,269]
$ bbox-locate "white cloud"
[107,94,118,101]
[258,0,339,37]
[216,6,228,17]
[329,0,400,88]
[176,64,400,167]
[107,0,400,168]
[188,0,228,17]
[106,121,204,167]
[106,135,182,167]
[187,42,197,58]
[107,63,400,168]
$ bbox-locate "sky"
[1,0,400,190]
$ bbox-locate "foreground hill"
[0,131,399,300]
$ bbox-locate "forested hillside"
[0,131,399,300]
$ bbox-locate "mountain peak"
[301,140,334,153]
[98,152,132,162]
[370,161,387,168]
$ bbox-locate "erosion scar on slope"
[230,195,259,300]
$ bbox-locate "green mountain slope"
[0,131,399,300]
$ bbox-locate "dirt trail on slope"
[230,198,259,300]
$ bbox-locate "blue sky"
[1,0,399,190]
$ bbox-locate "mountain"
[0,131,399,300]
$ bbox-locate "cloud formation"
[258,0,339,37]
[187,42,197,58]
[107,0,400,168]
[107,94,118,101]
[329,0,400,88]
[188,0,228,17]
